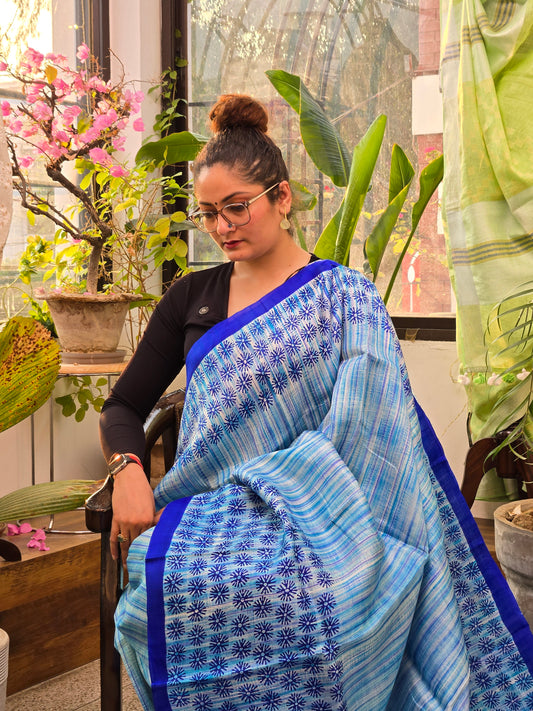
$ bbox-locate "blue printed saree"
[115,260,533,710]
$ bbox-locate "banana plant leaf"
[136,131,207,166]
[0,316,60,433]
[334,115,387,266]
[313,200,345,260]
[383,153,444,304]
[364,144,414,280]
[266,69,351,187]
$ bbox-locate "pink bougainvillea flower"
[112,135,126,151]
[76,43,90,62]
[7,522,33,535]
[26,529,50,552]
[62,105,82,126]
[19,155,34,169]
[87,76,108,93]
[93,109,117,132]
[133,117,145,132]
[22,47,44,71]
[32,100,53,121]
[89,146,111,166]
[78,126,99,144]
[110,164,128,178]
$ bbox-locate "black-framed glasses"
[188,182,280,233]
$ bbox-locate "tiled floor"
[5,660,143,711]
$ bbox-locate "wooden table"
[0,511,100,695]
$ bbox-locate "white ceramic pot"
[43,291,137,363]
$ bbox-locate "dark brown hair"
[192,94,289,201]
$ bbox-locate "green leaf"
[334,114,387,265]
[55,395,76,418]
[290,180,317,212]
[364,145,414,280]
[266,69,351,187]
[114,197,137,212]
[136,131,207,166]
[383,153,443,304]
[314,200,344,260]
[80,172,93,191]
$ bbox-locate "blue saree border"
[415,400,533,675]
[185,259,340,386]
[146,497,192,710]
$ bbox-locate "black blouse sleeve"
[99,285,187,461]
[99,263,232,462]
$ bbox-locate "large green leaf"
[314,200,344,259]
[334,114,387,265]
[266,69,351,187]
[0,316,60,432]
[364,145,414,280]
[136,131,207,166]
[383,153,444,304]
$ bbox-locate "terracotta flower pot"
[494,498,533,629]
[43,292,137,363]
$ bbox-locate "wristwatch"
[108,452,142,479]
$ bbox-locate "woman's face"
[193,163,292,263]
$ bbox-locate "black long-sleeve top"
[99,262,234,460]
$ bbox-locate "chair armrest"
[85,389,186,533]
[85,475,114,533]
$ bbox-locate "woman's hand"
[110,463,156,560]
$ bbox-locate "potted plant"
[1,44,188,360]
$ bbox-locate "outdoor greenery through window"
[188,0,451,317]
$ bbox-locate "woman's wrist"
[108,452,144,479]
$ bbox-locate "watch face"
[109,453,127,475]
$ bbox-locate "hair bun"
[209,94,268,135]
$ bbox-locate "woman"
[100,95,533,710]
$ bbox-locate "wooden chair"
[85,389,185,711]
[461,425,533,508]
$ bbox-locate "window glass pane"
[0,1,89,320]
[189,0,451,316]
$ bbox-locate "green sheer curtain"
[440,0,533,499]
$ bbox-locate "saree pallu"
[115,260,533,710]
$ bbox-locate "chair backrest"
[143,389,186,477]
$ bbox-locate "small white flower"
[516,368,530,381]
[487,373,503,386]
[457,374,471,385]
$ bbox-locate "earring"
[280,213,290,230]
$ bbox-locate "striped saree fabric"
[440,0,533,498]
[115,261,533,710]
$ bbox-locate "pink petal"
[38,541,50,551]
[27,539,40,549]
[7,524,20,536]
[32,528,47,540]
[19,522,33,534]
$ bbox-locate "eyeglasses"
[188,182,280,233]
